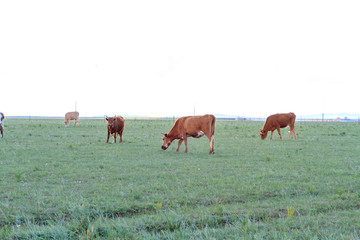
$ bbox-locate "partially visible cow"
[64,111,79,127]
[0,112,4,138]
[161,114,216,154]
[106,116,125,143]
[260,112,296,140]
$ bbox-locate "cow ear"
[161,133,168,137]
[105,118,109,121]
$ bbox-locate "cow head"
[260,129,268,140]
[161,133,173,150]
[106,117,116,128]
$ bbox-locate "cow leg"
[290,128,297,140]
[119,131,123,143]
[183,136,188,153]
[113,133,117,143]
[176,139,183,152]
[205,133,215,154]
[106,132,110,143]
[288,127,295,140]
[0,126,3,138]
[270,131,274,140]
[73,120,76,127]
[276,128,282,140]
[209,134,215,154]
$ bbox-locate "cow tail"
[211,115,216,137]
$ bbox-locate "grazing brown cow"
[64,111,79,127]
[106,116,125,143]
[161,114,216,154]
[260,112,296,140]
[0,112,4,138]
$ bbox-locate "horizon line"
[4,113,360,120]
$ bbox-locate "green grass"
[0,118,360,239]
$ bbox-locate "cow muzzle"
[161,145,168,150]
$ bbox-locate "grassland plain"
[0,118,360,239]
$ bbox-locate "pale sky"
[1,1,359,118]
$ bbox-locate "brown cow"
[0,112,4,138]
[64,111,79,127]
[106,116,125,143]
[161,114,216,154]
[260,112,296,140]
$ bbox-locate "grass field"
[0,118,360,239]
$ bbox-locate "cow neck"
[263,122,269,131]
[263,119,272,131]
[167,121,182,140]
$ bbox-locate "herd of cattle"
[0,111,297,153]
